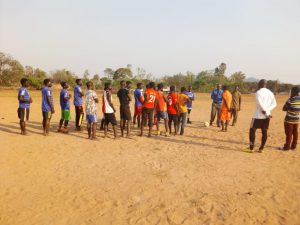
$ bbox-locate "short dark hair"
[137,82,142,88]
[157,83,163,89]
[181,87,186,92]
[149,82,155,89]
[20,78,28,86]
[86,81,93,88]
[104,82,111,90]
[44,79,51,86]
[291,86,300,97]
[126,81,132,85]
[120,80,126,86]
[60,81,67,88]
[76,79,82,84]
[223,85,228,91]
[170,85,175,92]
[258,79,267,88]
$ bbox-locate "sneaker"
[165,132,170,137]
[157,130,161,136]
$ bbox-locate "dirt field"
[0,90,299,225]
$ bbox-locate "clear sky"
[0,0,299,83]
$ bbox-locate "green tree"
[0,52,24,86]
[230,71,246,85]
[51,69,77,87]
[113,67,133,80]
[104,68,114,80]
[83,69,90,84]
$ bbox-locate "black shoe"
[250,145,254,150]
[187,121,192,124]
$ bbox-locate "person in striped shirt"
[280,86,300,150]
[102,82,117,139]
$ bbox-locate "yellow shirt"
[178,93,189,113]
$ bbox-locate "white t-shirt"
[253,88,277,119]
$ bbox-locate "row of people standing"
[210,84,242,131]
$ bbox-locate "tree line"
[0,52,294,93]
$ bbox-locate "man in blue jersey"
[74,79,84,131]
[210,83,223,127]
[42,79,55,136]
[133,83,144,128]
[58,81,72,133]
[18,78,32,135]
[185,85,195,124]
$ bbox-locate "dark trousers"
[75,106,84,128]
[231,108,239,124]
[284,122,298,149]
[210,102,222,126]
[249,128,268,148]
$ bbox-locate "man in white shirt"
[249,79,277,152]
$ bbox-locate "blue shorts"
[86,114,97,123]
[156,111,167,120]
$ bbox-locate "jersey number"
[149,95,156,103]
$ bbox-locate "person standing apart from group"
[280,86,300,150]
[249,79,277,152]
[18,78,32,135]
[185,85,195,124]
[41,79,55,136]
[74,79,84,131]
[220,85,232,132]
[85,81,98,140]
[57,81,72,133]
[117,80,132,138]
[177,87,190,135]
[210,83,223,127]
[133,83,144,128]
[102,82,117,139]
[231,86,242,126]
[140,82,157,137]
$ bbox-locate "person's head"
[170,85,175,92]
[126,81,132,89]
[60,81,69,89]
[157,83,164,91]
[217,83,222,90]
[222,85,228,91]
[149,82,155,89]
[257,79,267,90]
[235,86,239,91]
[20,78,29,87]
[86,81,93,90]
[146,83,150,89]
[188,85,192,92]
[44,78,52,87]
[291,86,300,97]
[120,80,126,88]
[181,87,187,93]
[137,82,143,89]
[76,79,83,86]
[104,82,111,90]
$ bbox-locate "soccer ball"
[204,122,210,127]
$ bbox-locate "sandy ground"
[0,90,299,225]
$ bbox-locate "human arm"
[46,92,55,113]
[239,93,242,111]
[107,92,116,112]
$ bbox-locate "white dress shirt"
[253,88,277,119]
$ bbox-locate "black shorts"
[104,113,117,126]
[188,109,191,114]
[168,114,178,124]
[250,118,270,130]
[142,108,154,126]
[120,105,132,120]
[17,108,25,121]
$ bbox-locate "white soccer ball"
[204,122,210,127]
